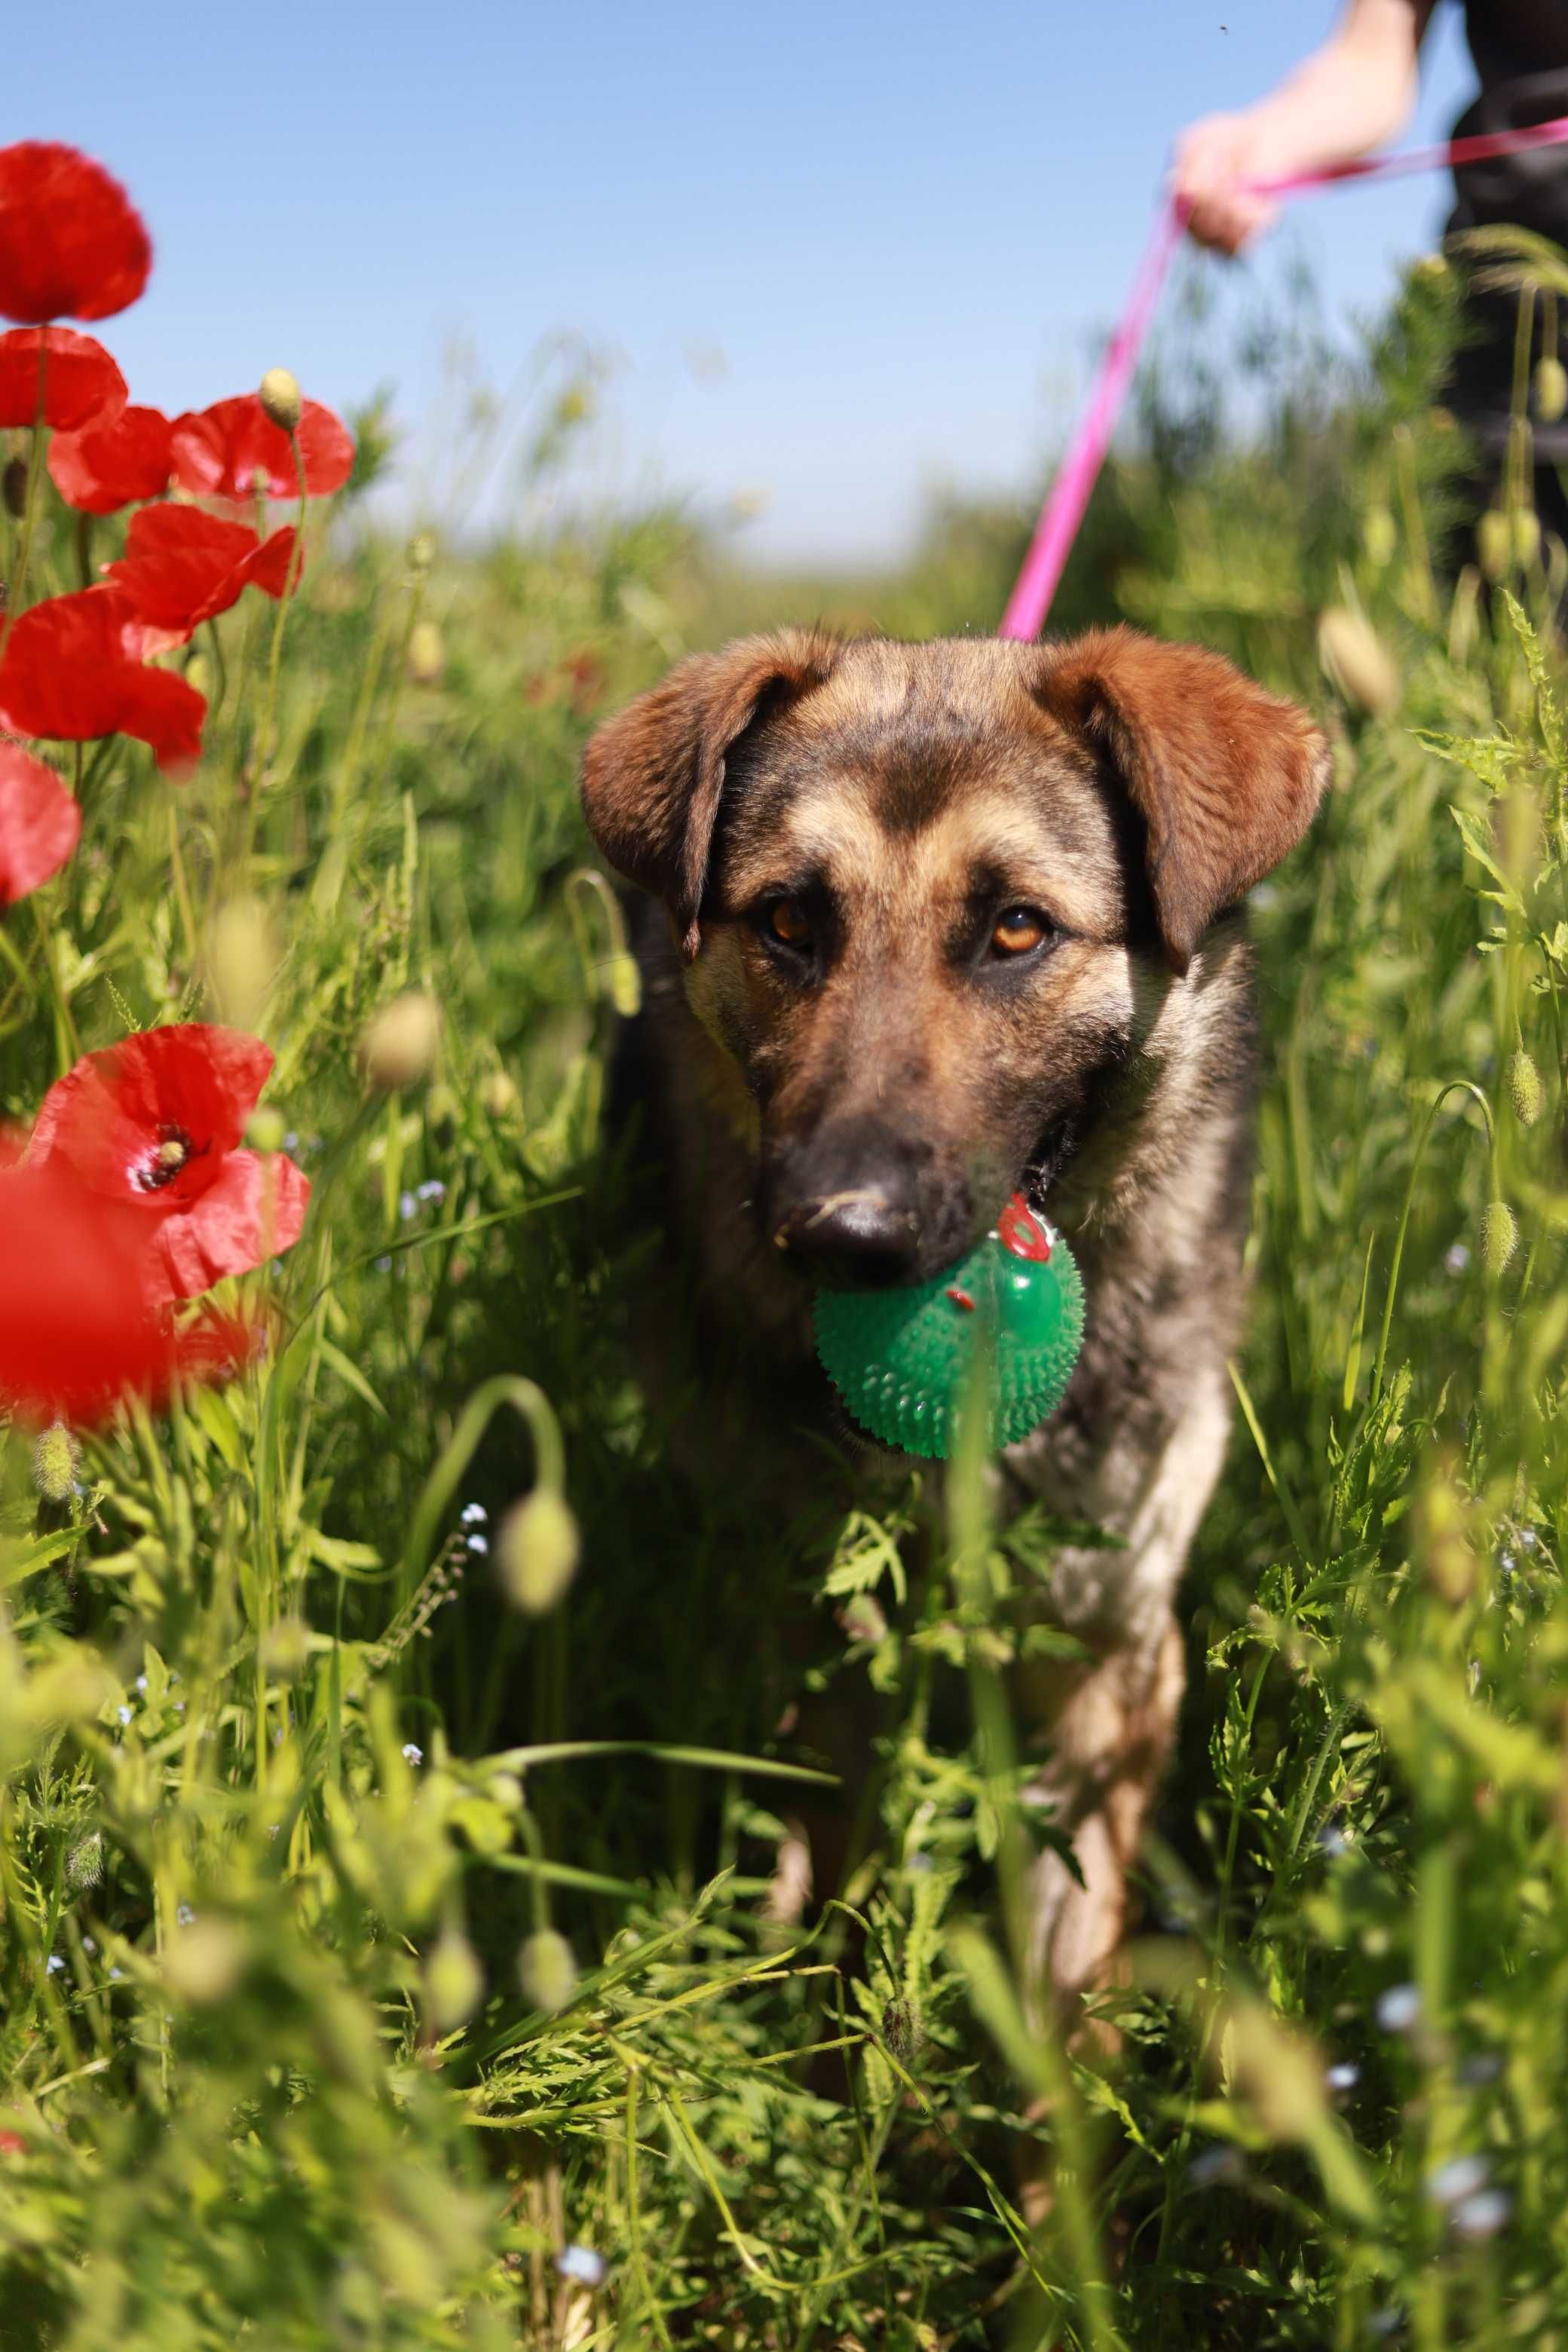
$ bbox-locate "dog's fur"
[580,625,1328,1998]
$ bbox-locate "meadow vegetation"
[8,198,1568,2350]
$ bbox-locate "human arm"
[1174,0,1435,254]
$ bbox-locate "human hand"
[1171,112,1282,254]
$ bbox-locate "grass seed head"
[1317,608,1399,715]
[361,992,440,1091]
[259,366,302,434]
[496,1490,580,1615]
[518,1927,577,2014]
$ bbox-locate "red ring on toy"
[997,1194,1052,1263]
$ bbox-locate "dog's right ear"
[580,628,841,961]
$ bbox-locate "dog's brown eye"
[767,899,813,950]
[991,907,1048,957]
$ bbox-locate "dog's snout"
[766,1132,926,1287]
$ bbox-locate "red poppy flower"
[0,1162,253,1428]
[0,143,151,325]
[0,326,126,431]
[170,394,354,503]
[0,586,205,775]
[29,1023,310,1303]
[103,504,299,654]
[48,403,172,514]
[0,745,80,904]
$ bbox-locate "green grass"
[6,255,1568,2349]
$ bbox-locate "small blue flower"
[1520,1529,1538,1553]
[399,1190,418,1222]
[460,1502,488,1527]
[1445,1242,1472,1276]
[465,1533,488,1556]
[45,1954,64,1975]
[1377,1983,1422,2033]
[1184,2146,1243,2190]
[556,2246,606,2288]
[134,1674,148,1693]
[402,1742,423,1766]
[283,1131,299,1153]
[1451,2188,1510,2240]
[375,1255,392,1272]
[109,1966,124,1981]
[1367,2308,1404,2341]
[1326,2061,1361,2091]
[176,1902,195,1927]
[417,1179,447,1204]
[1429,2155,1489,2208]
[115,1704,132,1726]
[1317,1824,1349,1858]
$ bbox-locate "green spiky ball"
[813,1199,1085,1459]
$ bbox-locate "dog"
[580,623,1328,2002]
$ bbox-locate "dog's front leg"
[1018,1609,1186,2004]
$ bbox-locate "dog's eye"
[990,907,1050,957]
[766,898,813,951]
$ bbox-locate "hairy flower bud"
[1362,505,1397,568]
[246,1104,286,1155]
[1478,510,1512,582]
[479,1069,519,1121]
[407,531,436,574]
[605,951,642,1018]
[207,896,277,1032]
[1536,357,1568,423]
[259,1615,311,1681]
[425,1923,485,2032]
[32,1421,79,1504]
[360,992,439,1090]
[424,1083,459,1145]
[406,620,444,686]
[496,1490,580,1615]
[258,367,302,434]
[1513,508,1542,569]
[1507,1049,1543,1128]
[65,1830,103,1890]
[518,1927,577,2014]
[164,1916,247,2005]
[1317,608,1399,716]
[1480,1200,1518,1278]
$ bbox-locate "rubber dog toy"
[814,1195,1084,1459]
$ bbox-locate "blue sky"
[17,2,1476,562]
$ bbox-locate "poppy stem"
[74,511,92,591]
[29,894,78,1070]
[238,439,309,874]
[1,338,51,653]
[205,617,228,727]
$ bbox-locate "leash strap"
[997,112,1568,642]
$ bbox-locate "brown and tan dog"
[580,624,1327,2001]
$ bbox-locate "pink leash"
[998,112,1568,642]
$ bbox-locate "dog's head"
[581,626,1327,1288]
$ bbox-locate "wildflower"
[1316,1824,1349,1858]
[1450,2188,1511,2241]
[459,1502,487,1526]
[465,1533,488,1556]
[0,1162,253,1427]
[257,366,302,434]
[170,391,354,503]
[0,2132,25,2154]
[401,1741,423,1766]
[1184,2147,1244,2190]
[1317,607,1400,716]
[104,504,299,654]
[115,1704,131,1726]
[519,1928,577,2014]
[1444,1242,1472,1276]
[1325,2061,1361,2091]
[374,1254,392,1273]
[416,1179,446,1205]
[1429,2154,1489,2208]
[0,326,126,431]
[399,1190,418,1222]
[28,1023,310,1302]
[47,403,172,513]
[0,585,205,774]
[0,746,78,907]
[133,1674,147,1692]
[360,992,440,1089]
[1376,1983,1422,2033]
[556,2247,607,2289]
[176,1901,194,1926]
[0,143,151,321]
[45,1953,64,1974]
[495,1490,580,1615]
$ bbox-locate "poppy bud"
[1536,357,1568,423]
[65,1831,103,1890]
[407,531,436,574]
[424,1083,459,1144]
[479,1069,519,1121]
[1417,1465,1474,1605]
[360,992,440,1090]
[163,1916,247,2005]
[246,1105,287,1155]
[2,456,27,519]
[258,367,302,435]
[1478,510,1512,581]
[1363,505,1397,568]
[424,1922,485,2032]
[31,1421,78,1504]
[605,951,641,1018]
[485,1770,525,1811]
[259,1615,310,1680]
[1481,1201,1518,1277]
[1317,608,1400,717]
[518,1927,577,2014]
[495,1490,580,1615]
[207,896,276,1032]
[1513,508,1542,569]
[1508,1049,1543,1128]
[406,620,444,685]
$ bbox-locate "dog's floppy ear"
[1036,624,1331,973]
[580,627,841,960]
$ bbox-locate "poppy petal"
[103,505,301,646]
[0,144,152,325]
[170,394,354,502]
[0,327,126,431]
[47,403,172,514]
[0,746,80,905]
[0,585,205,773]
[149,1149,311,1300]
[30,1022,275,1202]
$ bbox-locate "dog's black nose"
[770,1174,922,1287]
